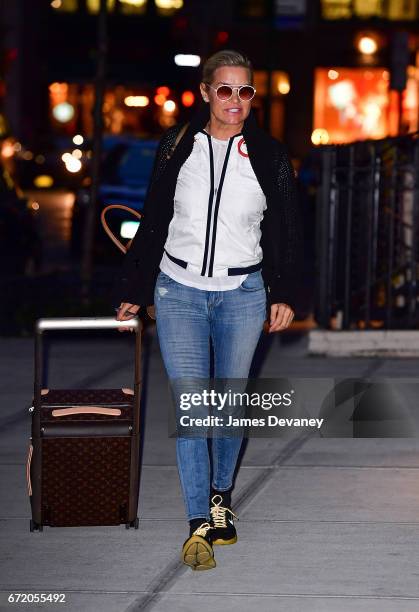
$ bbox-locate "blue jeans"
[154,270,266,521]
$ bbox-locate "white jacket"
[160,130,267,289]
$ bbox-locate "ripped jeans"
[154,270,266,520]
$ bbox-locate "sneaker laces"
[193,522,213,537]
[210,494,239,528]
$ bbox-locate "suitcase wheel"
[30,520,43,533]
[125,518,139,530]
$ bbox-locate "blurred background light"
[73,134,84,145]
[87,0,115,12]
[1,140,15,158]
[155,0,183,8]
[163,99,176,112]
[120,220,140,239]
[49,82,68,96]
[72,149,83,159]
[124,95,149,107]
[358,35,378,55]
[119,0,146,6]
[311,128,330,145]
[329,80,356,109]
[181,91,195,107]
[277,74,290,95]
[65,156,82,173]
[216,31,229,44]
[174,54,201,67]
[34,175,54,188]
[156,86,170,96]
[328,70,339,80]
[52,101,74,122]
[154,94,166,106]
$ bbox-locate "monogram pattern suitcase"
[27,317,142,531]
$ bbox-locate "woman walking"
[115,50,303,570]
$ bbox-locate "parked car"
[71,137,158,264]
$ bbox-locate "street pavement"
[1,324,419,612]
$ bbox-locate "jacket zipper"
[201,134,235,277]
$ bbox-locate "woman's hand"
[115,302,140,332]
[268,303,295,333]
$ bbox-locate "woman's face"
[200,66,253,128]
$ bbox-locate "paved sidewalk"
[1,327,419,611]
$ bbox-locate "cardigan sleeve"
[267,147,304,311]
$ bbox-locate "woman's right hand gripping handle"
[115,302,141,332]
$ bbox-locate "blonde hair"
[202,50,253,85]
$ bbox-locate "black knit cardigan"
[112,103,304,311]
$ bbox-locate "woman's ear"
[199,82,209,103]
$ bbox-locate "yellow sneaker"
[181,522,216,571]
[210,494,238,545]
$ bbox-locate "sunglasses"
[206,83,256,102]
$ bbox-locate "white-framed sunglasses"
[206,83,256,102]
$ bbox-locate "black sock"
[211,487,232,508]
[189,517,208,535]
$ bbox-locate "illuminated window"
[321,0,351,20]
[51,0,78,11]
[353,0,382,18]
[322,0,417,20]
[388,0,417,20]
[86,0,116,13]
[119,0,147,14]
[314,67,390,142]
[314,66,419,142]
[155,0,183,16]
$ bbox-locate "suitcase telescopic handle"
[33,317,142,416]
[35,317,141,332]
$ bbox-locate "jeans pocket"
[239,271,265,292]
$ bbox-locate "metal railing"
[315,132,419,330]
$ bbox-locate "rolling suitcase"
[27,316,142,531]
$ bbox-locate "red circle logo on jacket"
[238,138,249,157]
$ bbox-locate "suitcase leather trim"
[41,423,132,437]
[51,407,122,417]
[26,443,33,497]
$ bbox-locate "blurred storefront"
[320,0,418,21]
[313,0,419,144]
[313,65,419,144]
[48,81,195,138]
